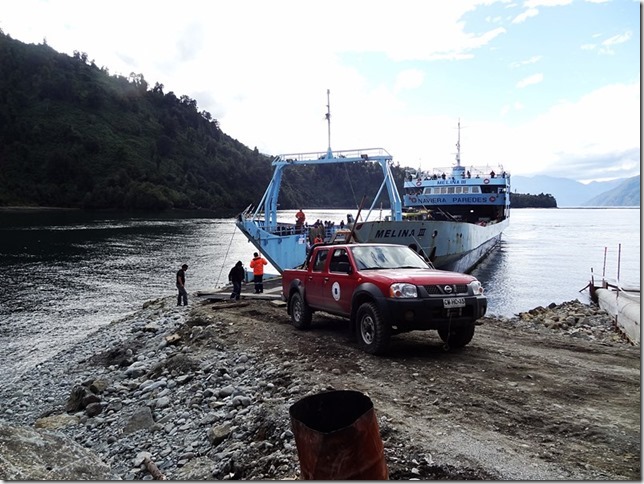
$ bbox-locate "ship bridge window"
[462,187,469,193]
[455,187,462,194]
[447,187,455,194]
[471,187,480,193]
[423,188,432,195]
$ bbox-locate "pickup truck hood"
[359,268,477,285]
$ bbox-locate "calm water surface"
[0,207,639,381]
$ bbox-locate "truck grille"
[424,284,468,295]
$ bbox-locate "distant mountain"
[582,175,640,207]
[511,175,628,207]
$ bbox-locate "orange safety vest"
[250,256,267,275]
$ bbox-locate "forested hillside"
[0,31,552,211]
[0,32,401,211]
[510,192,557,208]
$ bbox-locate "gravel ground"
[0,295,639,480]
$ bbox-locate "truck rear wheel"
[356,302,390,355]
[290,292,312,329]
[438,324,475,348]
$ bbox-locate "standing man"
[176,264,188,306]
[295,209,306,233]
[228,261,245,301]
[249,252,268,294]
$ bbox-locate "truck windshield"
[350,245,430,270]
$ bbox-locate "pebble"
[0,296,627,480]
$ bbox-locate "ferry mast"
[455,119,461,167]
[325,89,332,158]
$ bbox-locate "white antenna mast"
[325,89,332,157]
[455,118,462,167]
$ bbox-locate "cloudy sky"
[1,0,640,182]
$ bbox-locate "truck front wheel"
[438,324,475,348]
[290,292,312,329]
[356,302,390,355]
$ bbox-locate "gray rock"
[123,406,155,434]
[85,402,103,418]
[207,424,232,446]
[0,422,117,480]
[34,414,80,430]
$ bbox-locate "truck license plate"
[443,297,465,308]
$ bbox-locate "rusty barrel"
[289,389,388,480]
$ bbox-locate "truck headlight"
[468,280,484,295]
[390,283,418,298]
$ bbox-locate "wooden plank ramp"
[195,276,284,302]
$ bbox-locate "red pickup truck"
[282,243,487,355]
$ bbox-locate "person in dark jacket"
[176,264,188,306]
[228,261,245,301]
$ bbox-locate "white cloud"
[495,82,641,178]
[516,73,544,88]
[524,0,573,6]
[394,69,425,93]
[0,0,637,182]
[512,7,539,23]
[599,30,633,55]
[510,55,543,68]
[512,0,575,23]
[604,32,633,46]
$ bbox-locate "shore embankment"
[0,295,638,480]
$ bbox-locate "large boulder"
[0,422,117,480]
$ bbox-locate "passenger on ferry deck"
[295,209,306,233]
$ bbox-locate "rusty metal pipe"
[289,390,388,480]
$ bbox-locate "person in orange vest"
[295,209,306,233]
[249,252,268,294]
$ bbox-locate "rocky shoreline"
[0,295,635,480]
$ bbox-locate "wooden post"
[143,457,166,480]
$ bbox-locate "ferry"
[352,121,510,273]
[235,93,510,274]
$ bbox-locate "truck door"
[305,248,329,308]
[322,248,358,317]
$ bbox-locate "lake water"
[0,207,639,381]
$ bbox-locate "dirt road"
[196,297,640,480]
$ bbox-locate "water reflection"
[0,208,639,381]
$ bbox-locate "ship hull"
[236,219,309,271]
[352,218,509,273]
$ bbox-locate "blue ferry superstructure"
[235,92,510,274]
[235,146,402,272]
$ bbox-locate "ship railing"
[406,165,510,181]
[245,218,307,236]
[275,147,392,164]
[241,212,345,239]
